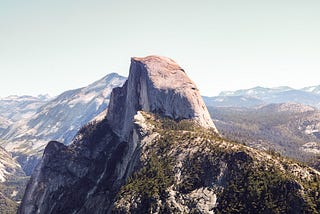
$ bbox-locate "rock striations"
[107,56,217,140]
[18,56,218,214]
[19,56,320,214]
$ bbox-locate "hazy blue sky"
[1,0,320,97]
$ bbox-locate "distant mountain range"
[0,73,126,175]
[1,76,319,177]
[204,85,320,108]
[204,85,320,170]
[0,95,50,136]
[0,73,126,211]
[0,95,50,123]
[0,59,319,213]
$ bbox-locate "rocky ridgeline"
[107,56,217,141]
[1,73,126,175]
[18,56,219,213]
[18,56,320,214]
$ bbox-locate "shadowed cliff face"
[18,56,219,214]
[19,56,320,214]
[107,56,217,141]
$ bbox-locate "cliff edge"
[107,55,217,140]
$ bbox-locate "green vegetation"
[308,155,320,171]
[177,154,204,194]
[116,114,208,213]
[215,161,319,213]
[118,153,174,213]
[115,112,320,213]
[207,106,320,167]
[78,118,112,146]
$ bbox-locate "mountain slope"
[0,95,50,123]
[0,73,126,175]
[0,95,49,137]
[115,112,320,213]
[19,56,320,214]
[0,116,11,137]
[0,192,17,214]
[0,146,28,213]
[208,103,320,164]
[0,146,25,184]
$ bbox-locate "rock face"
[0,147,25,183]
[107,56,217,140]
[18,56,320,214]
[18,56,218,214]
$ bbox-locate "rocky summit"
[107,56,217,141]
[19,56,320,214]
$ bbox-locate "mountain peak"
[18,57,320,214]
[107,55,217,140]
[131,55,183,72]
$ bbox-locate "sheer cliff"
[19,56,320,214]
[106,56,217,141]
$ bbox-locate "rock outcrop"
[18,56,218,214]
[18,56,320,214]
[107,56,217,140]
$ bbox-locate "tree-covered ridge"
[207,105,320,170]
[114,111,320,213]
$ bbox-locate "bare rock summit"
[18,56,320,214]
[18,56,219,214]
[107,55,217,140]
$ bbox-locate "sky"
[1,0,320,97]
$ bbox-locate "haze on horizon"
[1,0,320,97]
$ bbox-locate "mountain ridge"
[18,56,320,214]
[0,73,126,175]
[106,56,217,141]
[206,85,320,108]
